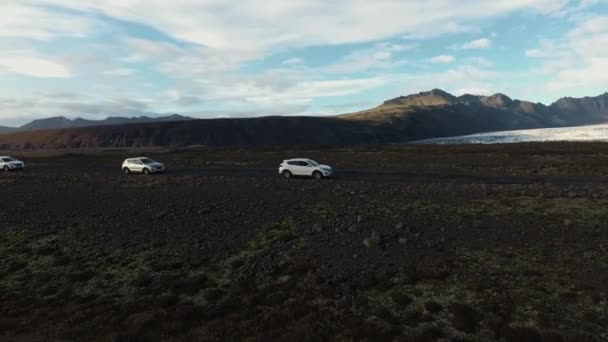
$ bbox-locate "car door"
[131,160,144,172]
[287,160,300,175]
[298,161,313,176]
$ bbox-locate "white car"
[279,158,332,179]
[0,156,24,171]
[122,157,165,174]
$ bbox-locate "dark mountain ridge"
[1,90,608,149]
[1,114,193,133]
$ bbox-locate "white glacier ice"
[415,124,608,144]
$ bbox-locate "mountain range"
[1,89,608,149]
[0,114,193,133]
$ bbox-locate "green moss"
[454,197,608,223]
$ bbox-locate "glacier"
[415,124,608,144]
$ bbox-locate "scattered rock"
[500,326,542,342]
[395,222,405,230]
[390,292,413,307]
[348,224,360,233]
[312,224,323,233]
[449,303,483,333]
[413,326,445,341]
[156,210,171,220]
[424,301,443,314]
[125,311,163,331]
[398,237,408,245]
[363,232,382,248]
[563,219,573,227]
[540,331,565,342]
[198,207,212,215]
[568,191,577,198]
[356,215,364,223]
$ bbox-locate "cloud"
[39,0,568,53]
[0,52,73,78]
[526,15,608,93]
[167,90,202,107]
[389,65,502,99]
[327,42,413,73]
[546,23,608,91]
[428,55,455,64]
[103,68,136,76]
[457,38,492,49]
[0,2,98,41]
[123,37,184,61]
[281,58,303,66]
[0,0,594,123]
[0,96,158,126]
[456,87,494,95]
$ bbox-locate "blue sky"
[0,0,607,126]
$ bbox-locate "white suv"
[0,156,24,171]
[279,158,332,179]
[122,157,165,174]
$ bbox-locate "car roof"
[285,158,311,162]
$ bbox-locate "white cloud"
[457,38,493,49]
[0,2,97,41]
[166,89,202,107]
[390,65,502,98]
[428,55,455,64]
[38,0,567,53]
[327,42,413,73]
[527,15,608,93]
[0,0,595,122]
[281,58,303,66]
[0,52,73,78]
[525,49,544,57]
[457,87,494,95]
[103,68,135,76]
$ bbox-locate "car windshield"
[140,158,155,164]
[2,157,15,162]
[308,160,319,166]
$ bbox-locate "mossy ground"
[1,145,607,341]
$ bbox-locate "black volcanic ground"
[1,144,607,341]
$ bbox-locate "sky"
[0,0,607,126]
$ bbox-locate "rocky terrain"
[1,143,607,341]
[2,90,608,149]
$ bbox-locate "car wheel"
[282,170,292,179]
[3,165,8,172]
[123,167,131,174]
[143,168,150,175]
[313,171,323,180]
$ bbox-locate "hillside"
[0,116,387,149]
[0,126,15,134]
[1,90,608,149]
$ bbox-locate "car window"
[140,158,154,164]
[299,161,309,167]
[2,158,12,162]
[132,160,142,165]
[287,161,298,166]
